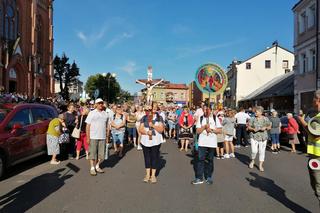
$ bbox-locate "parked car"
[0,103,58,178]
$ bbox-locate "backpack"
[113,113,124,121]
[199,113,216,125]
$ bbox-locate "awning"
[240,71,294,102]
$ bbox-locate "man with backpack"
[192,107,222,185]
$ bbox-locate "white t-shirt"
[140,114,164,147]
[85,109,109,140]
[235,112,250,125]
[196,115,222,148]
[194,108,204,121]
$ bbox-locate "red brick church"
[0,0,54,98]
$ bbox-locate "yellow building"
[137,79,189,105]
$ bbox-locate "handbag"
[71,115,83,139]
[59,131,70,144]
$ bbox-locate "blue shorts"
[112,132,124,145]
[127,127,137,138]
[168,120,176,130]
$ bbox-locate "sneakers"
[216,155,221,159]
[50,160,60,165]
[220,156,225,160]
[205,177,213,185]
[90,168,97,176]
[235,145,241,148]
[137,145,142,150]
[224,154,230,159]
[229,153,235,158]
[191,178,204,185]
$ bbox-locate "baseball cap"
[95,98,104,104]
[270,109,275,113]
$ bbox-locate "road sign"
[94,89,100,99]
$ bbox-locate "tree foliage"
[54,53,80,100]
[85,73,125,103]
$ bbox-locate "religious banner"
[195,63,228,95]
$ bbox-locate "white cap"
[95,98,104,104]
[270,109,275,112]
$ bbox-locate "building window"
[301,53,307,73]
[4,0,18,41]
[36,15,43,56]
[246,63,251,70]
[311,49,316,71]
[282,60,289,69]
[265,60,271,69]
[309,5,316,28]
[299,11,307,33]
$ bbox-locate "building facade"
[189,81,202,107]
[54,78,83,100]
[0,0,54,98]
[225,43,294,108]
[293,0,319,113]
[137,79,189,105]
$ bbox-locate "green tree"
[118,89,133,103]
[85,73,121,103]
[53,53,80,100]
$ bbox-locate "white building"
[292,0,319,113]
[225,43,294,108]
[54,78,83,100]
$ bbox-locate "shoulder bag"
[71,116,83,139]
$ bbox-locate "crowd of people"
[4,89,320,203]
[44,97,309,180]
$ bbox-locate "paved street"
[0,140,318,213]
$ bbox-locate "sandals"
[143,176,150,183]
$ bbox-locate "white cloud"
[106,32,134,49]
[77,32,87,43]
[119,61,137,75]
[76,25,108,47]
[176,39,246,59]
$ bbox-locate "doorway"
[9,81,17,93]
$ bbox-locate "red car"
[0,103,58,178]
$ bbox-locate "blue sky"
[54,0,297,94]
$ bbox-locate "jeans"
[142,144,160,169]
[236,124,248,146]
[196,146,215,180]
[270,133,280,145]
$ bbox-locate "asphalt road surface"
[0,140,318,213]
